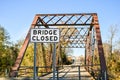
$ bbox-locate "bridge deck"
[39,67,94,80]
[1,66,94,80]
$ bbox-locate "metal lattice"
[60,27,89,48]
[10,13,108,80]
[35,13,93,26]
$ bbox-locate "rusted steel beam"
[74,15,83,24]
[55,15,65,24]
[64,15,74,24]
[36,13,97,16]
[86,31,91,71]
[60,27,88,48]
[46,15,56,24]
[10,15,39,77]
[10,13,107,79]
[37,17,49,28]
[93,14,108,79]
[34,13,97,26]
[84,15,92,24]
[36,23,93,26]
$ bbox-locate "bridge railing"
[10,64,103,80]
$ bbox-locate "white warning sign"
[30,28,60,43]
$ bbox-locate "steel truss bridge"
[10,13,108,80]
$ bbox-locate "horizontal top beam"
[34,23,98,26]
[36,13,97,16]
[33,13,98,27]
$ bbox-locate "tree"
[65,48,73,56]
[108,25,118,55]
[0,25,19,76]
[0,25,10,75]
[105,24,120,80]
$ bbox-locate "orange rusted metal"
[10,13,108,79]
[10,15,39,76]
[93,14,108,79]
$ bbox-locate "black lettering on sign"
[49,30,52,35]
[36,36,40,41]
[32,36,36,40]
[33,30,37,35]
[31,29,59,42]
[53,30,57,35]
[45,36,49,41]
[41,36,44,41]
[50,36,53,41]
[45,30,48,35]
[38,30,41,35]
[54,36,58,41]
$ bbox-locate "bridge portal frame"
[10,13,108,80]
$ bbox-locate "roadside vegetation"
[0,25,72,77]
[0,25,120,79]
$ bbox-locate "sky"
[0,0,120,57]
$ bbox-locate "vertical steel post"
[53,43,56,80]
[57,67,59,80]
[84,48,87,71]
[84,48,86,66]
[91,28,95,76]
[36,67,38,77]
[78,66,81,80]
[34,42,37,80]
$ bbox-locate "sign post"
[31,28,60,80]
[53,43,56,80]
[33,42,37,80]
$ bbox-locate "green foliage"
[21,43,34,66]
[103,43,120,79]
[20,43,53,76]
[61,49,72,65]
[0,25,74,77]
[0,25,19,76]
[61,51,67,64]
[107,53,120,80]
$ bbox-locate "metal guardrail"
[11,64,101,80]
